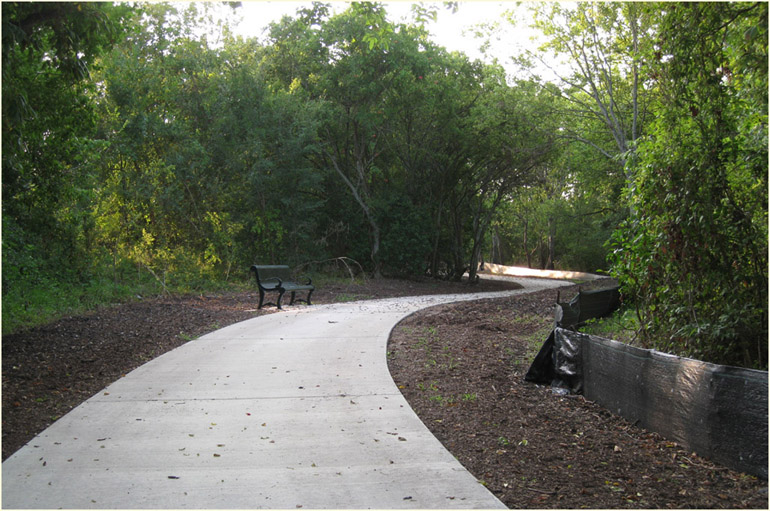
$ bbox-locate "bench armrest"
[260,276,283,287]
[298,275,313,286]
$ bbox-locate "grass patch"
[2,275,161,335]
[510,313,554,366]
[1,269,250,335]
[523,325,553,365]
[581,306,640,345]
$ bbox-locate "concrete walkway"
[2,278,568,509]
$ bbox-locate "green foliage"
[609,2,768,369]
[2,215,155,334]
[2,2,130,221]
[3,269,144,336]
[4,0,764,373]
[581,306,640,345]
[526,2,652,163]
[489,95,625,273]
[376,194,433,276]
[2,2,133,331]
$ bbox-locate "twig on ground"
[526,487,557,495]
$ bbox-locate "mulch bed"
[388,281,767,508]
[3,276,767,508]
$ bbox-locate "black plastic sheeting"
[555,286,621,329]
[580,331,768,479]
[525,328,586,393]
[525,330,556,386]
[525,285,620,386]
[523,285,768,478]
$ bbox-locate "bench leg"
[258,289,266,309]
[276,289,286,310]
[288,290,313,306]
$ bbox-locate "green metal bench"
[250,265,314,310]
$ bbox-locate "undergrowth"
[581,306,641,346]
[2,269,251,335]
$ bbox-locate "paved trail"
[2,278,568,509]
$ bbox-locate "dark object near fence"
[250,265,314,310]
[525,285,621,387]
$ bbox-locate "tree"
[266,2,412,277]
[96,3,324,285]
[2,2,131,313]
[2,2,130,231]
[609,2,767,369]
[520,2,653,200]
[463,74,555,280]
[377,34,484,277]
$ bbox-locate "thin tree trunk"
[627,3,640,215]
[546,217,556,270]
[326,151,382,278]
[523,218,531,268]
[429,196,445,277]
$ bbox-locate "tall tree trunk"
[627,2,640,215]
[468,241,482,283]
[546,217,556,270]
[491,229,502,265]
[429,197,445,278]
[522,217,532,268]
[450,202,465,281]
[468,190,505,283]
[370,222,382,279]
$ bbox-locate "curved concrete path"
[2,277,568,509]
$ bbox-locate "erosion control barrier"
[576,330,768,479]
[525,286,768,478]
[525,284,621,388]
[554,285,621,329]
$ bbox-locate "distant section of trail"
[481,262,603,281]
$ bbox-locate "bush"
[376,194,433,276]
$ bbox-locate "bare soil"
[3,276,767,508]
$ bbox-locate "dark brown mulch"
[387,281,768,508]
[2,276,767,509]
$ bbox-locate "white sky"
[228,1,546,79]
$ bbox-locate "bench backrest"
[251,265,292,287]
